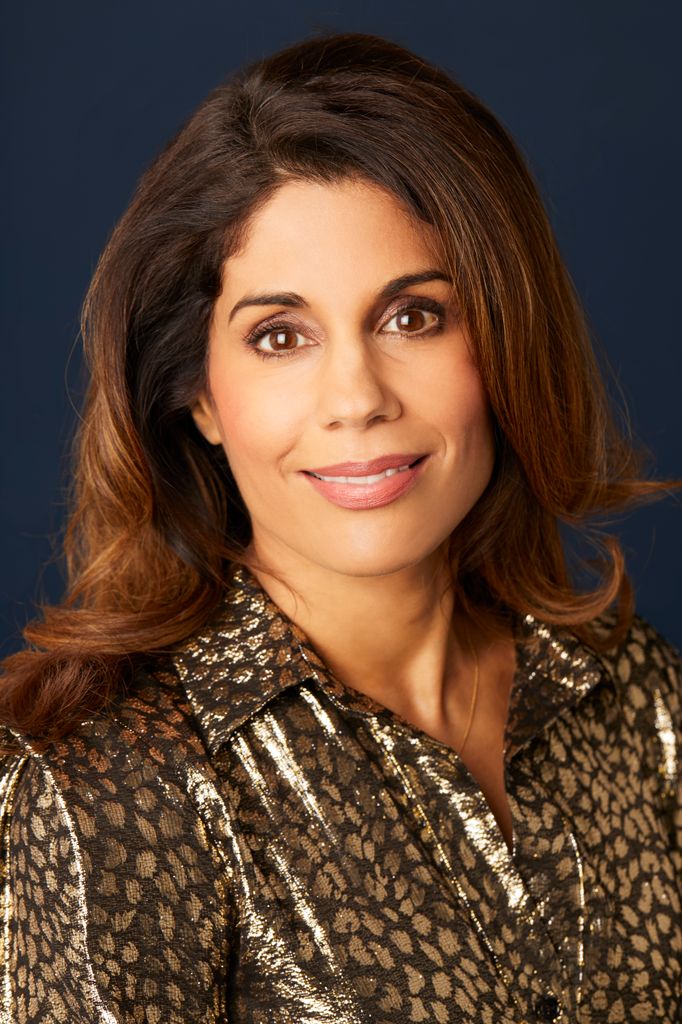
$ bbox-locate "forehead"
[220,177,443,300]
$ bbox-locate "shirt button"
[534,994,561,1022]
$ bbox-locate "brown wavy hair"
[0,31,673,745]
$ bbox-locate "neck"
[247,536,478,727]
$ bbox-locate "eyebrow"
[227,268,453,324]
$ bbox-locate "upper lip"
[303,453,427,476]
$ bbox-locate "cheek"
[209,363,305,476]
[419,355,493,452]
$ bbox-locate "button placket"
[533,992,562,1021]
[366,717,571,1021]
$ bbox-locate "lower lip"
[301,457,428,510]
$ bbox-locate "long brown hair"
[0,31,673,745]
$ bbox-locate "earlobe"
[191,393,223,446]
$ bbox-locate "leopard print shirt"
[0,564,680,1023]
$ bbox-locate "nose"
[316,335,402,430]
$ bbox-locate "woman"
[0,30,679,1024]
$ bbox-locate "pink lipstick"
[301,453,428,510]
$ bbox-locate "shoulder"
[0,661,237,1022]
[0,658,229,848]
[588,611,680,836]
[590,610,681,711]
[1,659,208,795]
[0,659,231,884]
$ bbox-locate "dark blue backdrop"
[1,0,680,657]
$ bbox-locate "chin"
[299,529,449,580]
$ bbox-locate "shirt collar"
[504,612,611,758]
[171,562,613,758]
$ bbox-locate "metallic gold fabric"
[0,564,680,1022]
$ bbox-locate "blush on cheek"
[215,390,301,489]
[429,370,491,433]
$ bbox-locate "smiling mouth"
[305,456,426,485]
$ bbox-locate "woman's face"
[192,176,495,580]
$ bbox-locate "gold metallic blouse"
[0,564,680,1023]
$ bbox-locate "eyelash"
[243,297,448,360]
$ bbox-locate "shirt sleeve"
[0,741,234,1024]
[642,621,682,857]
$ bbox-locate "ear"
[191,391,223,446]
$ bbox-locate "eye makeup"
[242,296,449,360]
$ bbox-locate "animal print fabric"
[0,563,680,1023]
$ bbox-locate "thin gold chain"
[457,625,480,757]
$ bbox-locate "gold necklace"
[457,625,480,757]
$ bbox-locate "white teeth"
[312,463,413,484]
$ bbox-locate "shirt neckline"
[171,561,612,758]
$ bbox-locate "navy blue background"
[1,1,680,657]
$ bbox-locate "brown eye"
[245,318,316,360]
[255,327,306,353]
[383,307,441,335]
